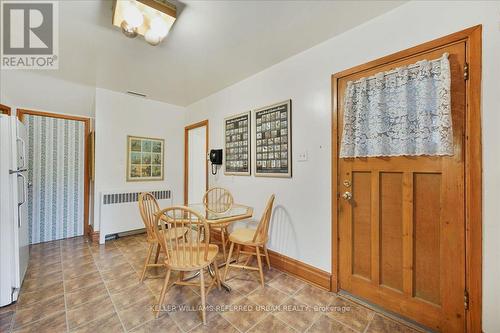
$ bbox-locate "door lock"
[342,191,352,201]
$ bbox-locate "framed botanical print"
[127,135,164,181]
[253,100,292,178]
[224,111,251,175]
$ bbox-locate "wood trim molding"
[17,108,92,237]
[0,104,11,115]
[210,230,331,290]
[331,25,482,332]
[89,224,100,243]
[184,120,209,205]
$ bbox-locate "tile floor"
[0,234,423,333]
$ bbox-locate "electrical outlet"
[297,151,308,162]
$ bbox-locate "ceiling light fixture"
[113,0,176,46]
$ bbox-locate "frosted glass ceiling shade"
[113,0,176,46]
[122,3,143,28]
[145,29,162,46]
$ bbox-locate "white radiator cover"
[98,190,172,244]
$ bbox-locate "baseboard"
[210,229,331,291]
[88,225,100,243]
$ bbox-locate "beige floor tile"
[247,285,288,307]
[111,282,154,311]
[105,273,142,295]
[366,314,421,333]
[220,297,266,332]
[63,261,98,280]
[273,297,321,332]
[327,297,375,332]
[0,310,14,332]
[167,290,217,332]
[12,311,67,333]
[117,295,157,331]
[64,270,103,293]
[267,273,307,295]
[129,313,181,333]
[65,281,108,309]
[20,272,63,293]
[247,314,292,332]
[17,281,64,307]
[66,295,115,330]
[189,314,238,333]
[70,311,124,333]
[100,263,136,281]
[293,284,338,307]
[223,271,261,295]
[24,262,62,280]
[307,314,356,333]
[12,294,65,330]
[206,286,244,310]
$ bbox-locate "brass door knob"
[342,191,352,201]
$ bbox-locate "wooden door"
[337,42,466,332]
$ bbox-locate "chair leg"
[223,242,235,282]
[255,246,265,287]
[212,260,222,290]
[200,269,207,325]
[154,243,161,264]
[235,244,241,264]
[156,268,171,318]
[220,228,227,260]
[263,244,271,269]
[140,243,154,282]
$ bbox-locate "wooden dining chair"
[202,187,234,260]
[138,192,189,282]
[223,194,275,287]
[153,206,221,324]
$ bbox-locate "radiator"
[98,189,172,244]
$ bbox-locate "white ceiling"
[38,0,404,106]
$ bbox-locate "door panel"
[380,172,403,292]
[338,42,466,332]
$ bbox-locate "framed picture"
[127,135,165,181]
[253,100,292,178]
[224,111,251,175]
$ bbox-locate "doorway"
[184,120,208,205]
[17,109,90,244]
[331,26,482,332]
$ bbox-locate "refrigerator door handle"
[16,137,26,169]
[17,173,27,206]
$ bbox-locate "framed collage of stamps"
[253,100,292,178]
[224,112,251,175]
[127,135,165,181]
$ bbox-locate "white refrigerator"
[0,114,29,307]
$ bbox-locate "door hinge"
[464,62,469,81]
[464,289,470,310]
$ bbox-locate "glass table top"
[187,203,252,222]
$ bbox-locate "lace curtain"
[340,53,453,158]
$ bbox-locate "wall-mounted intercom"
[209,149,223,175]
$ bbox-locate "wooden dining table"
[184,203,254,291]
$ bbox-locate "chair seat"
[166,244,219,270]
[148,227,190,242]
[229,228,259,244]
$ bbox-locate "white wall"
[0,71,95,118]
[185,1,500,331]
[93,88,185,233]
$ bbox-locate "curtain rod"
[349,52,449,85]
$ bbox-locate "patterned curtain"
[340,53,453,158]
[26,115,85,244]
